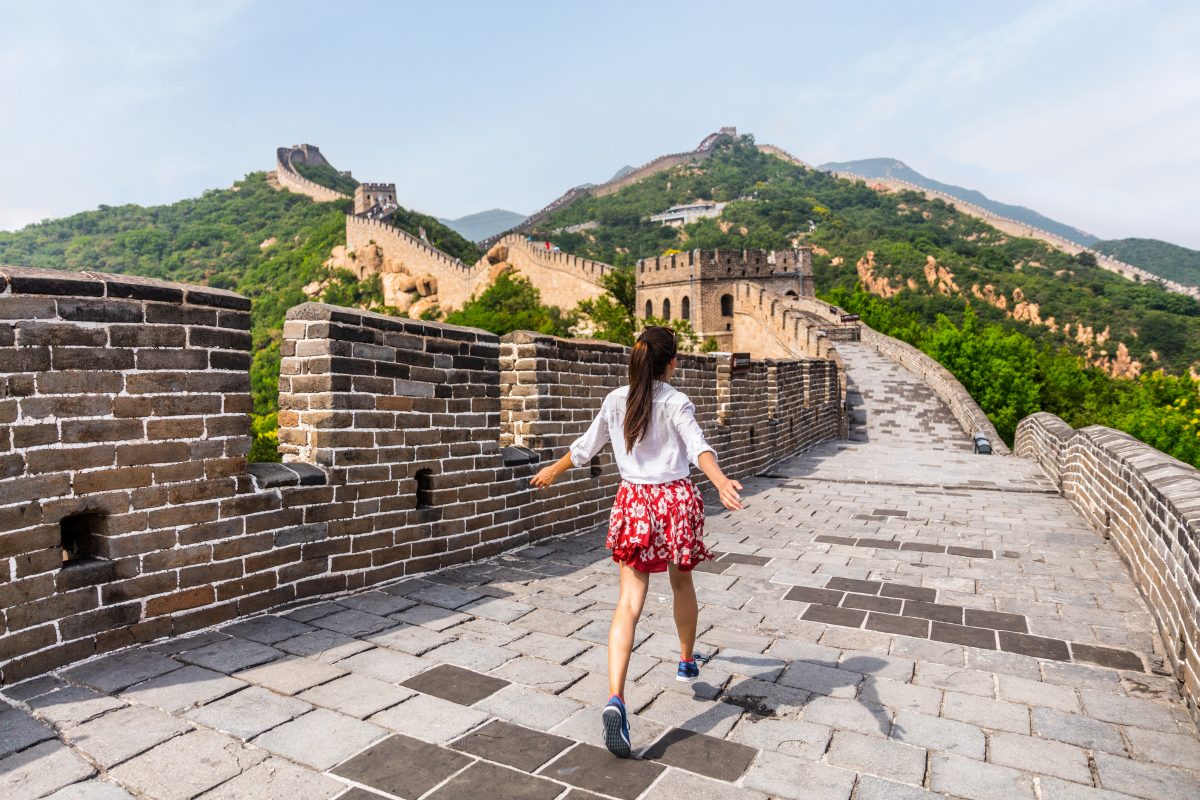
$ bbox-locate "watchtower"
[635,248,814,350]
[354,183,398,216]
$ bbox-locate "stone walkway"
[3,342,1200,799]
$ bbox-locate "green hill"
[1094,238,1200,287]
[819,157,1099,247]
[532,134,1200,464]
[0,171,482,460]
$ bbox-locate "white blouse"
[569,381,717,484]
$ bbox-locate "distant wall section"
[275,146,349,204]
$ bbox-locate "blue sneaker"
[677,657,701,682]
[601,695,631,758]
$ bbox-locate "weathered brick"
[145,586,216,616]
[52,346,134,370]
[60,418,144,444]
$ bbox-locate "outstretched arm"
[530,451,574,489]
[698,451,743,511]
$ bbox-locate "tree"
[444,271,574,337]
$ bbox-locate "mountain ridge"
[819,157,1099,247]
[436,208,526,242]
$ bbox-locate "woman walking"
[530,326,744,757]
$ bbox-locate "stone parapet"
[1015,412,1200,724]
[788,296,1005,452]
[0,271,843,683]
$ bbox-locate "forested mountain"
[820,157,1099,247]
[531,135,1200,465]
[1093,238,1200,286]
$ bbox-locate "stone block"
[183,686,311,741]
[537,742,666,800]
[740,750,856,800]
[890,709,984,759]
[62,649,183,693]
[253,708,387,770]
[0,708,55,759]
[66,704,190,768]
[827,729,926,785]
[0,740,96,799]
[332,734,472,800]
[109,730,265,800]
[194,757,345,800]
[929,752,1034,800]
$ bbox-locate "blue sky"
[2,0,1197,247]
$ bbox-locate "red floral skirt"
[606,478,711,573]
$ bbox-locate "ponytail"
[624,326,677,451]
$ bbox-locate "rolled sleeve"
[569,402,610,468]
[672,399,716,468]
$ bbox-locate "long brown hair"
[624,326,677,451]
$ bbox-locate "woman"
[530,326,744,757]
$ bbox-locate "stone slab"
[331,733,472,798]
[109,730,265,800]
[183,686,311,741]
[537,743,666,800]
[450,718,573,772]
[67,704,191,768]
[253,708,387,770]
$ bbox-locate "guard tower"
[354,183,398,216]
[635,248,814,351]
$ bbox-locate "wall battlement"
[637,248,812,282]
[0,267,844,683]
[1016,414,1200,723]
[275,146,349,203]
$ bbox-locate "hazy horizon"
[2,0,1197,248]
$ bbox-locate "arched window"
[721,294,734,317]
[645,300,653,319]
[681,296,691,320]
[785,290,799,299]
[662,298,671,319]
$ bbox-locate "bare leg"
[668,565,698,661]
[608,563,650,699]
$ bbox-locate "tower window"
[645,300,653,319]
[681,296,690,321]
[663,298,671,320]
[721,294,734,317]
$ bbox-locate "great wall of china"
[832,172,1200,297]
[0,133,1197,759]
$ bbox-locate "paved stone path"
[4,341,1200,799]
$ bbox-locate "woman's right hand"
[530,465,559,489]
[717,477,744,511]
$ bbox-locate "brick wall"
[345,216,482,309]
[1015,413,1200,724]
[492,236,611,311]
[0,270,845,683]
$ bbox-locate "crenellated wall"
[1015,413,1200,723]
[275,146,349,204]
[0,269,844,683]
[786,295,1006,451]
[488,236,612,310]
[345,215,482,309]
